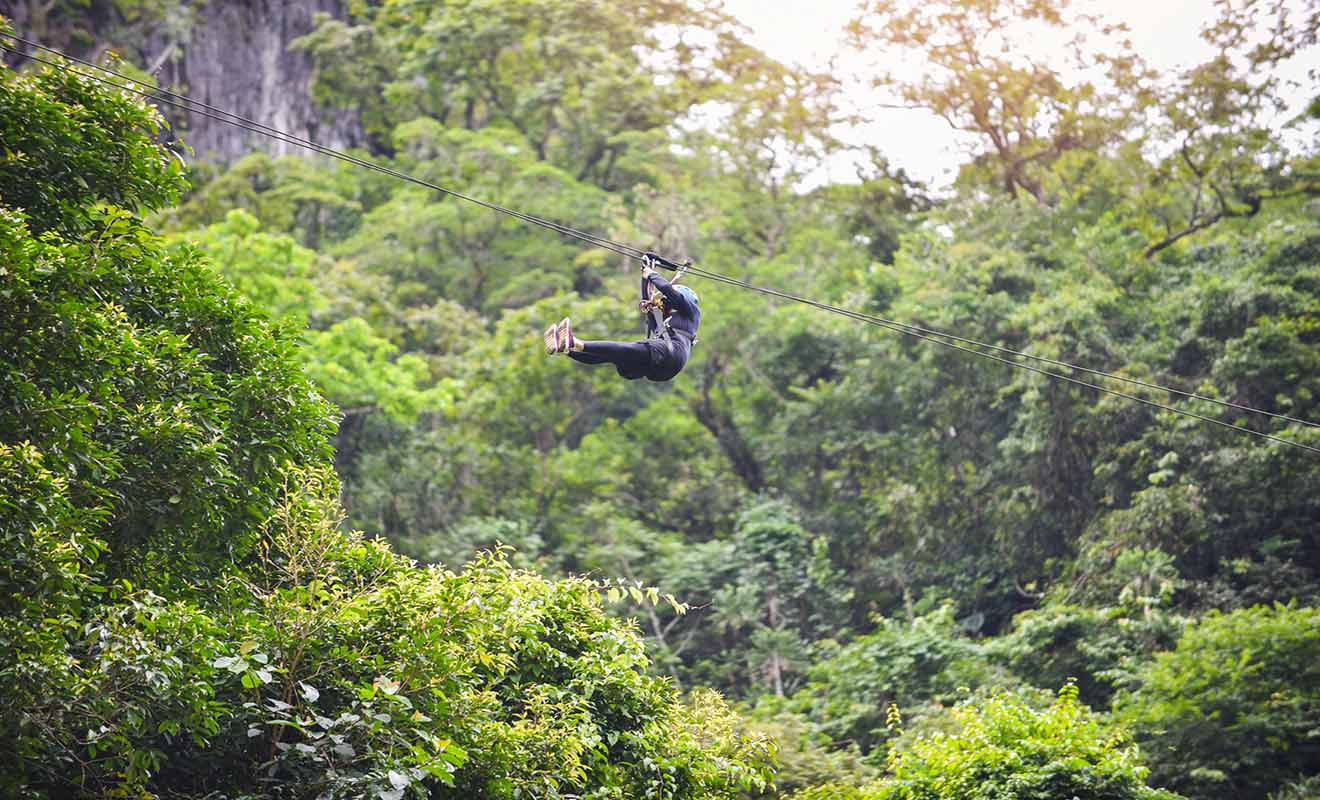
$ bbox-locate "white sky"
[722,0,1318,188]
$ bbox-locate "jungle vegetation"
[1,1,1318,798]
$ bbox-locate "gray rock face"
[156,0,363,164]
[1,0,364,165]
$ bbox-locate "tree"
[1115,604,1320,800]
[993,599,1183,709]
[294,0,759,187]
[1133,5,1315,259]
[333,122,614,313]
[0,46,187,234]
[0,61,336,582]
[0,56,774,799]
[169,208,458,474]
[798,686,1182,800]
[847,0,1150,203]
[787,605,1007,758]
[710,500,833,697]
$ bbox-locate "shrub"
[993,601,1182,707]
[0,59,773,799]
[796,687,1180,800]
[1114,603,1320,800]
[788,605,1010,757]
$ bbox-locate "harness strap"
[640,251,694,343]
[641,283,670,343]
[650,304,671,342]
[641,253,680,343]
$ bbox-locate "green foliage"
[0,56,186,234]
[0,188,335,586]
[1270,776,1320,800]
[162,151,381,247]
[993,601,1182,708]
[5,463,776,798]
[333,124,613,313]
[786,606,1009,758]
[836,687,1182,800]
[698,500,843,696]
[205,479,771,800]
[746,711,875,798]
[10,2,1320,797]
[171,208,330,324]
[301,318,454,419]
[169,209,455,422]
[0,63,774,799]
[293,0,780,187]
[1115,604,1320,800]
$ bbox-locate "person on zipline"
[545,263,700,382]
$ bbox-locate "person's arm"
[643,267,693,314]
[639,272,661,336]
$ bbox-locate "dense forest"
[2,0,1319,798]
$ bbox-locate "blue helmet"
[675,284,700,308]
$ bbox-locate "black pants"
[569,338,686,381]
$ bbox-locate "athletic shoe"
[556,317,575,353]
[544,324,559,354]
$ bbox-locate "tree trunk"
[691,355,765,493]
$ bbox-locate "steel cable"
[5,35,1317,454]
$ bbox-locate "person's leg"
[547,318,653,378]
[569,340,653,379]
[644,341,686,382]
[567,349,609,365]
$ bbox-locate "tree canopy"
[3,0,1320,797]
[0,56,771,799]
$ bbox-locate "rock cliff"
[0,0,363,165]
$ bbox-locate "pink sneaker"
[556,317,575,353]
[544,323,559,354]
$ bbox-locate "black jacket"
[644,273,700,342]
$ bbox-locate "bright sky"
[722,0,1318,188]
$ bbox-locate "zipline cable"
[681,265,1320,455]
[9,33,1312,426]
[13,37,1315,436]
[0,36,642,260]
[685,263,1320,431]
[6,37,1319,455]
